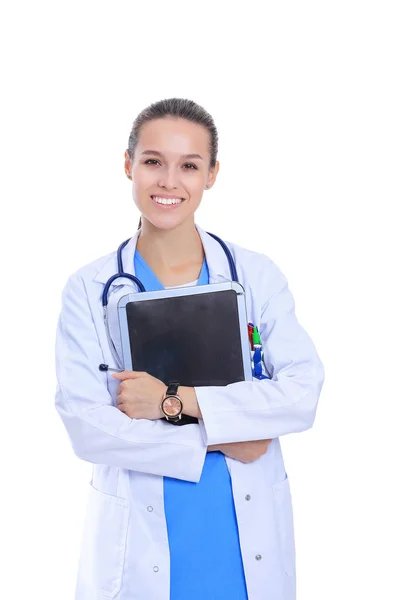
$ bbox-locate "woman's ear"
[124,150,132,180]
[205,160,220,190]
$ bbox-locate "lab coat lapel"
[93,230,141,289]
[93,230,141,370]
[195,224,233,284]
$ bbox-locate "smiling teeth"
[153,196,183,205]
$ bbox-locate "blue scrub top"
[134,249,248,600]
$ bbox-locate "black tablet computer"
[118,282,253,425]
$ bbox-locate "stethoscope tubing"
[102,232,237,307]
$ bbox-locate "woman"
[55,97,325,600]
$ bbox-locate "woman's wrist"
[178,386,202,419]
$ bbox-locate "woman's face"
[124,117,219,230]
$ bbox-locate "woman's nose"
[158,167,180,189]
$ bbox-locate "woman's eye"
[144,159,197,170]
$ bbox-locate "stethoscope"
[99,232,267,379]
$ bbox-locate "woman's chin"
[142,214,189,231]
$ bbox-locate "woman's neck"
[136,218,205,270]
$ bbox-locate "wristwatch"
[160,382,183,423]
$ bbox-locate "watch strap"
[166,382,179,396]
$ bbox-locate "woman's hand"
[209,439,273,463]
[112,371,166,420]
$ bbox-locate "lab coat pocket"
[272,473,296,577]
[78,481,129,597]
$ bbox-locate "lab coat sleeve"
[55,273,207,483]
[195,259,325,446]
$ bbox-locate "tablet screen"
[125,289,245,387]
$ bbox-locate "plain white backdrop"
[0,1,399,598]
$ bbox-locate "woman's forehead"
[137,117,210,156]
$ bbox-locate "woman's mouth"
[151,195,185,209]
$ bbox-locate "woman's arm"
[55,273,207,483]
[192,258,325,446]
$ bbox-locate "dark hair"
[127,98,219,229]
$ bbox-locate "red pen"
[248,323,254,350]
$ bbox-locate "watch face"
[163,396,181,417]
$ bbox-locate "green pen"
[252,325,262,347]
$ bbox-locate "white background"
[0,1,399,598]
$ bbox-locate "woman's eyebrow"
[141,150,204,161]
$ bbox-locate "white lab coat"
[55,223,325,600]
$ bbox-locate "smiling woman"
[125,98,218,233]
[122,98,221,286]
[54,97,325,600]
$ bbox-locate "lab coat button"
[245,494,251,501]
[147,506,153,512]
[255,554,262,561]
[153,566,159,572]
